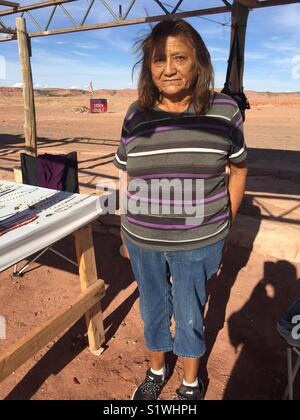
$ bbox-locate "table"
[0,181,106,382]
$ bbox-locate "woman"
[114,19,248,400]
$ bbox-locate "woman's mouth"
[162,80,181,84]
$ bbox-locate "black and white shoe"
[132,369,167,400]
[176,379,204,400]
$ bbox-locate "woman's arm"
[227,160,248,224]
[119,170,130,259]
[119,170,128,216]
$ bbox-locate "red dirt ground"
[0,89,299,400]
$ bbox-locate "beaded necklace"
[45,195,92,217]
[0,187,39,204]
[0,215,38,237]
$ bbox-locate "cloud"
[291,55,300,81]
[270,4,300,33]
[75,43,98,50]
[34,83,49,89]
[91,29,134,54]
[0,55,6,80]
[262,41,300,54]
[244,76,300,92]
[28,48,135,89]
[245,52,267,61]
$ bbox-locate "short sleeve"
[228,108,247,164]
[113,121,130,171]
[113,103,139,171]
[114,136,127,171]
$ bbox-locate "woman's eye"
[154,57,165,64]
[176,56,186,62]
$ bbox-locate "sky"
[0,0,300,92]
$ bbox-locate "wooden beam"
[0,0,298,18]
[236,0,259,7]
[0,0,19,7]
[0,280,105,382]
[0,27,16,34]
[1,0,299,43]
[0,0,76,17]
[75,225,105,353]
[0,6,231,41]
[258,0,300,7]
[16,17,37,156]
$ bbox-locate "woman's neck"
[157,94,192,114]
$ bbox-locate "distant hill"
[1,87,300,104]
[0,87,138,98]
[0,87,87,97]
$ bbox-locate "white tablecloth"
[0,181,103,272]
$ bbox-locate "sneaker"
[176,379,204,400]
[132,369,167,400]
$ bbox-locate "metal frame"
[0,0,299,42]
[13,246,78,277]
[285,347,300,400]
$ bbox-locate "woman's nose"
[164,58,176,75]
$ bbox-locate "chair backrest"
[277,298,300,348]
[20,152,79,193]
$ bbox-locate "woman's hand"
[120,231,130,259]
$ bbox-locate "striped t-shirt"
[113,92,247,251]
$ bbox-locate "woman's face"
[151,35,196,101]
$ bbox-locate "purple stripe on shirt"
[133,172,224,180]
[211,99,237,107]
[127,190,227,205]
[235,116,243,128]
[125,123,229,145]
[126,212,229,230]
[229,116,243,136]
[125,110,143,123]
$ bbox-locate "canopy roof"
[0,0,299,41]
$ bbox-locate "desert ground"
[0,88,299,400]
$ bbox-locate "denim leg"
[125,239,174,352]
[166,240,225,358]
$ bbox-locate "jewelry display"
[0,215,38,237]
[0,182,99,238]
[0,180,102,274]
[0,187,39,204]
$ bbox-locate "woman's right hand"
[120,243,130,259]
[120,232,130,259]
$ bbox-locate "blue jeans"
[125,238,225,358]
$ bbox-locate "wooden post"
[13,166,23,183]
[16,17,37,157]
[228,1,250,93]
[75,224,105,354]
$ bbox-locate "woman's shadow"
[223,260,300,400]
[199,196,262,395]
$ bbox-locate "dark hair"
[133,19,214,115]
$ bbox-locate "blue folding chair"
[277,298,300,400]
